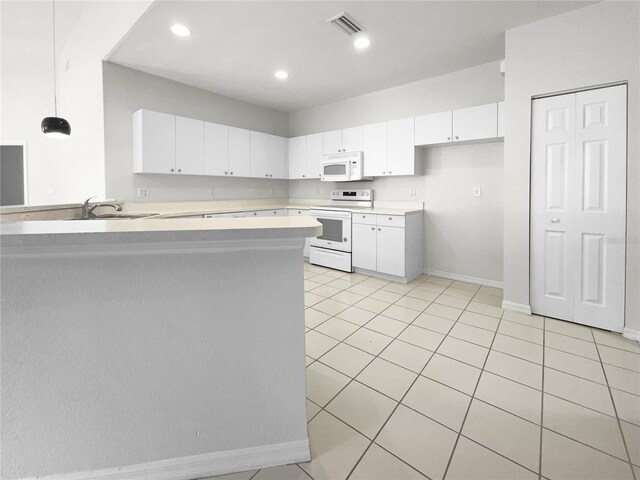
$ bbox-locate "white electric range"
[309,190,373,272]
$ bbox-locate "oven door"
[321,160,351,182]
[310,209,352,252]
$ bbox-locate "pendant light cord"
[52,0,57,117]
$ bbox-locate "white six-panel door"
[530,85,627,332]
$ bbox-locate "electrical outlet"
[472,186,482,197]
[410,188,417,197]
[137,188,149,198]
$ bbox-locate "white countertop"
[0,217,322,250]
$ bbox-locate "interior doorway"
[1,144,27,206]
[530,84,627,332]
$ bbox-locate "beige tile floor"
[211,263,640,480]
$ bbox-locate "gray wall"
[289,61,505,284]
[102,62,290,202]
[503,2,640,333]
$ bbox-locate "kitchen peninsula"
[0,217,320,479]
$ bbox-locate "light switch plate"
[472,186,482,197]
[137,188,149,198]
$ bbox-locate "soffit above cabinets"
[106,1,592,113]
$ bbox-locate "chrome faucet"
[81,196,123,219]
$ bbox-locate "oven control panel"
[331,189,372,200]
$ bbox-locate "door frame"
[1,140,29,205]
[528,82,628,327]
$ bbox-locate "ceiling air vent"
[327,12,363,36]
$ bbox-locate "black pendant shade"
[42,0,71,138]
[41,116,71,137]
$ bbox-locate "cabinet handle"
[225,171,228,175]
[178,169,182,173]
[378,228,381,231]
[389,171,392,174]
[170,168,174,172]
[265,174,268,177]
[230,172,234,175]
[362,215,365,218]
[388,217,392,220]
[383,171,386,174]
[447,137,451,140]
[302,174,306,178]
[371,227,374,230]
[455,136,459,140]
[270,174,273,177]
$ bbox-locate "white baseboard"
[21,439,310,480]
[622,327,640,344]
[501,301,532,315]
[423,269,503,289]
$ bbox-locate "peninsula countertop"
[0,217,322,250]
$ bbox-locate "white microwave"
[320,152,371,182]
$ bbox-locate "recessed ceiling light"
[353,33,370,50]
[275,70,289,80]
[171,24,191,37]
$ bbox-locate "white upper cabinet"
[323,126,364,154]
[323,130,342,155]
[133,109,175,174]
[414,102,500,146]
[341,126,364,153]
[175,116,204,175]
[453,103,498,142]
[498,101,505,137]
[204,122,229,176]
[250,131,269,178]
[363,122,387,177]
[306,133,323,180]
[228,127,251,177]
[268,135,287,179]
[288,136,306,179]
[387,117,415,176]
[414,111,452,145]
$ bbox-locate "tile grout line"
[342,306,461,480]
[538,316,546,480]
[441,309,504,479]
[591,328,638,480]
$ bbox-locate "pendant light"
[41,0,71,138]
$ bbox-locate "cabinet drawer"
[353,213,377,225]
[376,215,405,227]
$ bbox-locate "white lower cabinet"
[376,226,405,277]
[352,223,377,271]
[352,212,423,282]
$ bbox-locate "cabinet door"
[175,116,204,175]
[134,110,175,174]
[352,223,377,271]
[497,101,505,137]
[342,126,363,153]
[323,130,342,154]
[288,136,306,179]
[228,127,251,177]
[453,103,498,142]
[306,133,324,179]
[414,110,452,145]
[204,122,229,176]
[387,117,415,176]
[268,135,287,179]
[363,122,387,176]
[376,226,405,277]
[250,131,269,178]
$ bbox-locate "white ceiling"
[107,1,591,113]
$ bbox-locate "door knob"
[551,218,560,223]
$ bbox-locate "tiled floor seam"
[343,308,458,480]
[441,310,504,479]
[591,329,639,480]
[538,317,546,480]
